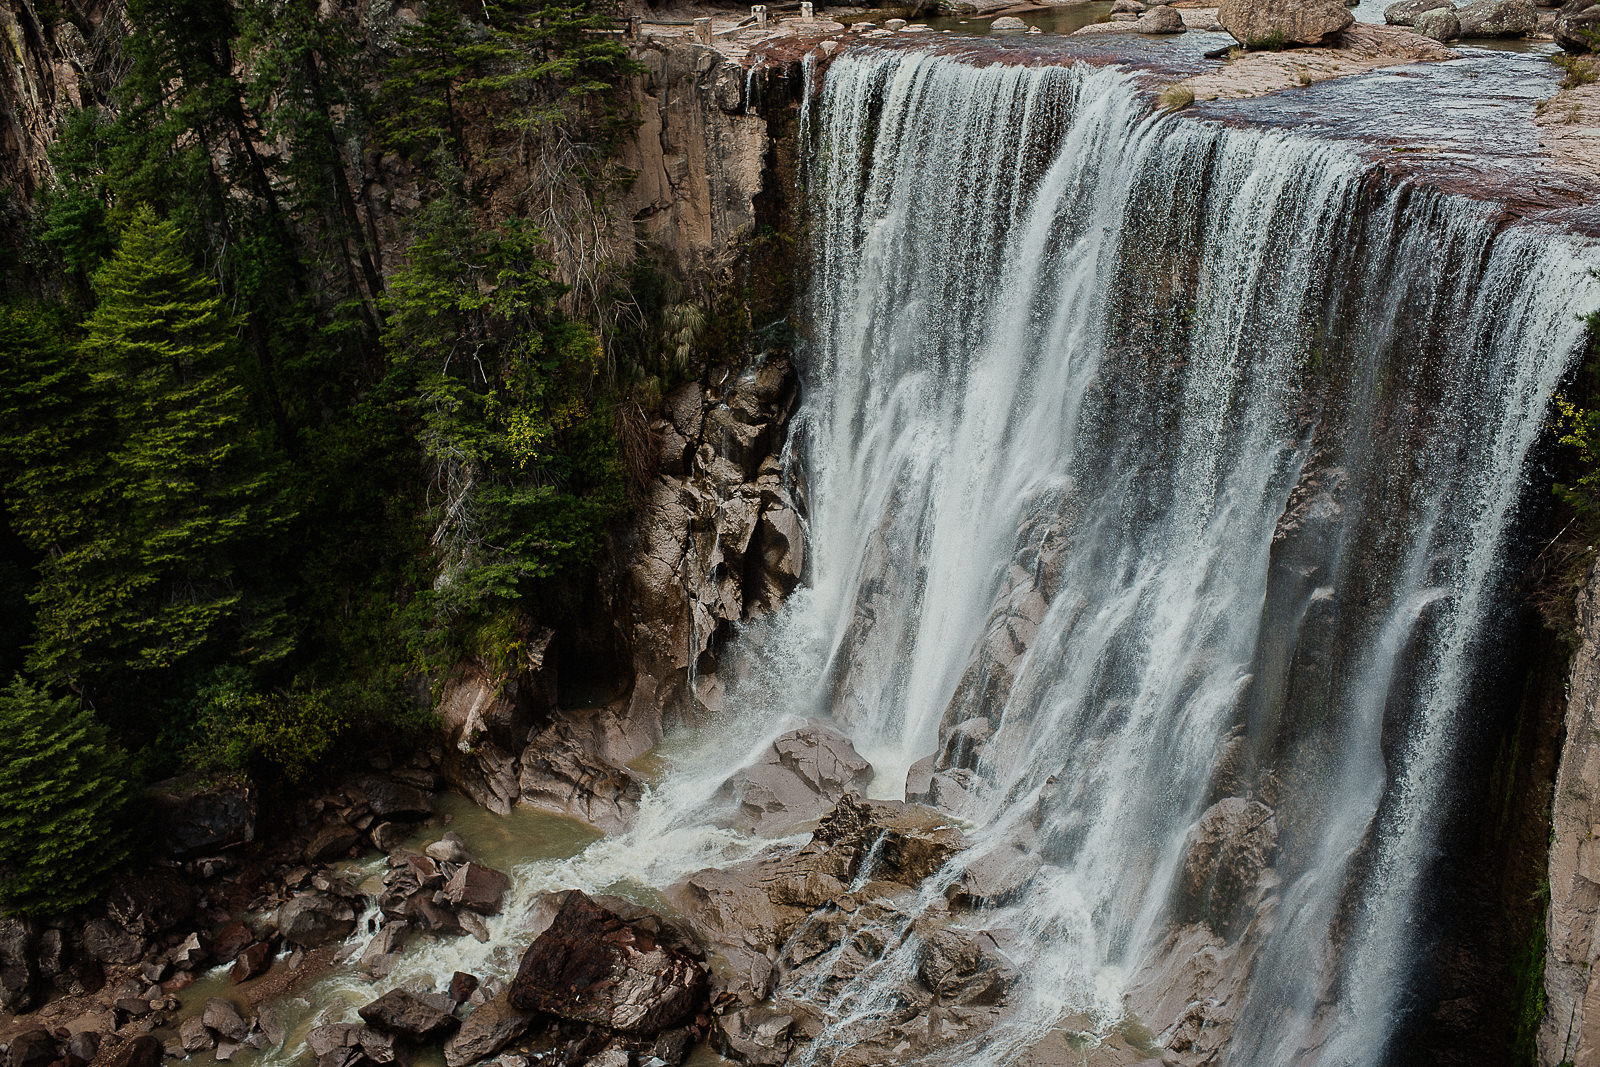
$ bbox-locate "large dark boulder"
[276,892,356,950]
[0,917,38,1013]
[80,918,144,965]
[357,989,459,1041]
[6,1032,56,1067]
[441,863,510,915]
[358,779,434,821]
[106,868,197,937]
[147,776,256,857]
[509,892,708,1035]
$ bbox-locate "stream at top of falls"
[188,47,1600,1067]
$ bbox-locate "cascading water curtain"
[726,47,1600,1066]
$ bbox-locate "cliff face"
[1544,570,1600,1066]
[0,0,114,199]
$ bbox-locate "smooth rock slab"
[509,891,708,1035]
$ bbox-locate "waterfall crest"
[711,48,1600,1065]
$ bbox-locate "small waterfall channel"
[180,44,1600,1067]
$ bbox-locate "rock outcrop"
[1558,0,1600,49]
[714,720,873,835]
[1542,569,1600,1066]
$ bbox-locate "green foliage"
[1509,883,1551,1066]
[180,668,348,781]
[4,210,294,703]
[1551,53,1599,89]
[381,182,626,640]
[0,677,131,916]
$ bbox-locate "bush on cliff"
[0,677,131,917]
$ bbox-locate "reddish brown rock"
[442,863,510,915]
[508,892,708,1035]
[230,942,271,983]
[212,921,254,965]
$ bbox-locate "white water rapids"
[219,47,1600,1067]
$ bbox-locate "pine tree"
[0,677,130,917]
[21,209,293,701]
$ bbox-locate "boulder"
[424,833,472,865]
[914,923,1017,1005]
[459,911,490,943]
[147,776,256,856]
[106,869,197,938]
[1384,0,1453,21]
[359,923,411,978]
[168,931,209,970]
[81,918,144,965]
[202,997,250,1043]
[947,843,1037,908]
[1138,5,1185,30]
[449,972,480,1004]
[1456,0,1536,31]
[360,778,434,821]
[715,720,873,836]
[358,989,460,1041]
[0,917,38,1013]
[179,1016,215,1054]
[713,1007,793,1066]
[371,822,411,853]
[64,1033,100,1067]
[7,1032,56,1067]
[212,920,255,964]
[306,1024,404,1067]
[1111,0,1147,10]
[813,795,967,884]
[1557,0,1600,48]
[276,892,356,950]
[990,15,1026,29]
[1414,7,1462,36]
[442,993,537,1067]
[508,892,708,1034]
[305,824,362,864]
[231,945,272,984]
[1218,0,1353,45]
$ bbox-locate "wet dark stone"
[6,1030,56,1067]
[448,972,479,1004]
[357,989,459,1041]
[230,942,272,983]
[508,892,708,1035]
[212,921,254,965]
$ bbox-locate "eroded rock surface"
[715,720,873,835]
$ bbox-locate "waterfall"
[704,48,1600,1065]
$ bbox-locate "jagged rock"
[180,1016,216,1054]
[228,940,265,985]
[914,922,1017,1005]
[716,720,873,836]
[0,917,38,1013]
[277,892,356,950]
[459,910,490,943]
[1384,0,1454,22]
[425,833,472,865]
[359,923,411,978]
[107,869,197,938]
[1138,5,1185,30]
[306,824,362,863]
[81,918,144,965]
[34,927,66,981]
[442,993,537,1067]
[64,1032,99,1067]
[714,1007,793,1066]
[212,920,254,964]
[147,777,256,856]
[360,778,435,821]
[1219,0,1353,45]
[371,822,410,853]
[307,1024,406,1067]
[509,892,708,1034]
[1557,0,1600,47]
[449,972,480,1004]
[168,931,208,970]
[442,863,510,914]
[947,843,1037,908]
[1456,0,1537,31]
[1413,6,1462,35]
[359,989,460,1041]
[202,997,250,1043]
[6,1032,55,1067]
[517,719,644,833]
[814,796,967,884]
[437,640,556,815]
